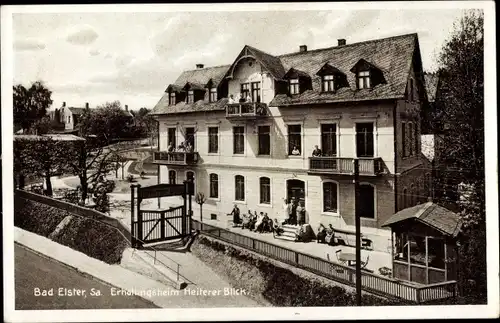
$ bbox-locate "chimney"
[62,101,66,107]
[299,45,307,52]
[338,39,346,46]
[125,105,128,111]
[196,64,204,69]
[85,102,89,109]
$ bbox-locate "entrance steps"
[275,224,298,241]
[120,248,187,290]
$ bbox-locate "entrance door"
[287,179,305,205]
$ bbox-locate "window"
[323,182,338,213]
[208,127,218,153]
[209,173,218,198]
[359,184,375,218]
[233,126,245,154]
[235,175,245,201]
[321,124,337,156]
[288,125,302,156]
[168,170,176,184]
[402,122,408,157]
[258,126,270,155]
[185,127,196,150]
[357,70,371,89]
[251,82,261,103]
[409,78,414,101]
[240,83,250,100]
[186,171,195,194]
[167,128,176,147]
[408,122,414,156]
[187,90,194,104]
[322,75,334,92]
[259,177,271,204]
[414,122,419,155]
[289,79,300,95]
[356,123,374,157]
[68,116,71,123]
[169,92,176,105]
[209,88,217,102]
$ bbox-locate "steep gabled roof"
[382,202,462,237]
[182,82,205,91]
[272,33,417,106]
[153,33,420,115]
[283,67,311,79]
[68,107,87,115]
[174,65,230,88]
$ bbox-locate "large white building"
[150,33,431,232]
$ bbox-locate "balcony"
[153,151,200,166]
[308,157,384,176]
[226,102,268,120]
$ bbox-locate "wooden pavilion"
[382,201,462,285]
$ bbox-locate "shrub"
[127,174,135,182]
[14,196,128,264]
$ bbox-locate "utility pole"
[353,158,362,306]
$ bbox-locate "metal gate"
[130,181,193,248]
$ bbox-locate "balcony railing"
[153,151,199,166]
[226,102,268,119]
[308,157,384,176]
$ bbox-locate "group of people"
[316,223,336,245]
[281,198,306,226]
[228,93,253,104]
[167,141,194,153]
[228,205,273,233]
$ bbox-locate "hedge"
[15,197,129,265]
[193,236,406,307]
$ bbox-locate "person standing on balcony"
[185,142,193,153]
[312,145,322,157]
[292,146,300,155]
[245,94,252,103]
[167,142,174,153]
[228,94,235,104]
[238,93,245,103]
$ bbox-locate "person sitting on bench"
[273,219,284,236]
[325,224,335,246]
[317,223,327,244]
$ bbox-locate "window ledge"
[257,203,273,208]
[233,200,247,205]
[321,212,341,217]
[360,217,377,221]
[232,154,246,157]
[287,155,303,159]
[207,197,220,202]
[207,152,220,156]
[256,154,271,158]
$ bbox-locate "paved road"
[15,244,158,310]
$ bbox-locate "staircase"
[275,224,298,241]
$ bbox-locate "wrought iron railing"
[153,151,199,165]
[309,157,383,176]
[191,219,457,304]
[226,102,268,118]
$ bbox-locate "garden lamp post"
[195,192,206,223]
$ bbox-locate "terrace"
[308,157,384,176]
[225,102,268,120]
[152,152,200,166]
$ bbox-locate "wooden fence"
[192,220,457,304]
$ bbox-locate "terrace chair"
[328,251,346,274]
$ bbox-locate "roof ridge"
[246,44,279,58]
[417,202,436,220]
[414,201,434,219]
[278,33,417,58]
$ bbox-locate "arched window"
[168,170,176,184]
[322,181,338,213]
[235,175,245,201]
[359,184,375,219]
[209,173,218,198]
[259,177,271,204]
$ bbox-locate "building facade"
[151,33,431,231]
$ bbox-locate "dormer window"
[187,90,194,104]
[289,79,299,95]
[357,71,371,89]
[169,92,176,105]
[209,88,217,102]
[322,75,335,92]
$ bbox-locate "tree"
[14,137,68,196]
[78,101,131,144]
[134,107,158,147]
[13,81,53,133]
[434,10,485,300]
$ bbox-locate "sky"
[11,6,469,111]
